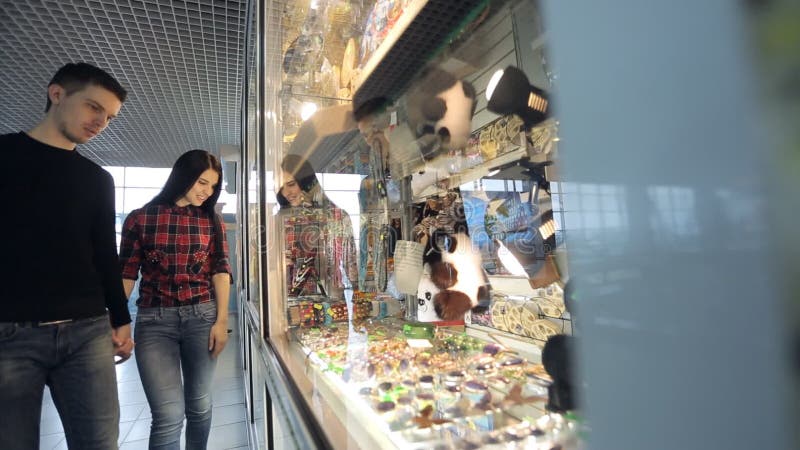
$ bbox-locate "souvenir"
[340,37,357,88]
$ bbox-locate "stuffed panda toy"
[416,263,442,322]
[416,231,490,321]
[406,67,477,160]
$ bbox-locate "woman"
[119,149,231,450]
[278,154,357,297]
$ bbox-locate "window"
[105,165,239,248]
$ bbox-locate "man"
[0,62,134,450]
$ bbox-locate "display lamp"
[494,239,528,277]
[485,65,549,129]
[288,98,319,122]
[494,216,555,278]
[300,102,318,121]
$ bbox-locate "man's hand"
[112,323,134,364]
[208,321,229,358]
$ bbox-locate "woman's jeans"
[0,314,120,450]
[135,302,218,450]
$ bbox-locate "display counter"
[240,0,580,448]
[270,314,584,449]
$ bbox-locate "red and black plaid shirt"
[282,204,357,296]
[119,204,231,307]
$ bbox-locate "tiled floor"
[38,313,250,450]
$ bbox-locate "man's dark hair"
[45,62,127,112]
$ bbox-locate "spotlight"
[288,98,319,122]
[300,102,318,121]
[486,65,549,129]
[495,239,528,277]
[494,216,556,279]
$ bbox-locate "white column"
[542,1,793,449]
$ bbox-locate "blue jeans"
[0,315,120,450]
[135,302,218,450]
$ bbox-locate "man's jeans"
[0,315,120,450]
[135,302,218,450]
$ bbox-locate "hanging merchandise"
[283,32,325,79]
[411,191,465,242]
[357,214,372,291]
[325,206,358,290]
[282,185,358,299]
[359,0,412,67]
[324,1,358,68]
[284,209,322,297]
[340,37,358,96]
[356,111,393,293]
[408,191,491,321]
[369,130,390,198]
[393,239,425,295]
[356,214,389,293]
[527,118,559,158]
[375,222,389,292]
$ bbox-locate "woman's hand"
[209,274,231,358]
[208,321,229,358]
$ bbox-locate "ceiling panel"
[0,0,247,167]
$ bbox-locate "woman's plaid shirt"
[282,203,357,296]
[119,204,231,306]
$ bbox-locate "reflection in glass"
[278,154,358,299]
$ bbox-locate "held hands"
[112,323,135,364]
[208,321,229,358]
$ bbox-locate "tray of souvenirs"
[289,320,563,447]
[287,294,375,327]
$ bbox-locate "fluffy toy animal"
[406,68,477,159]
[420,232,490,321]
[415,264,442,322]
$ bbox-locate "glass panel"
[276,169,359,302]
[124,167,171,188]
[103,166,125,187]
[217,190,238,214]
[244,0,262,321]
[260,1,581,448]
[122,188,160,213]
[114,188,124,215]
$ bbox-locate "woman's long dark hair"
[277,154,319,208]
[148,149,225,257]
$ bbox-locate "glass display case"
[244,0,581,448]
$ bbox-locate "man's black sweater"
[0,132,131,327]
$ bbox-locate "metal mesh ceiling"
[0,0,246,167]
